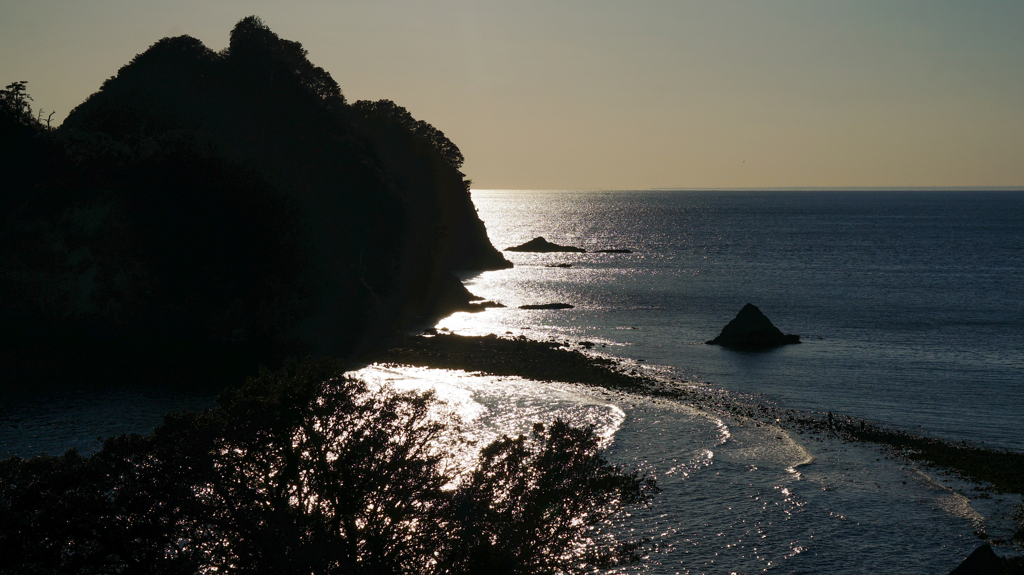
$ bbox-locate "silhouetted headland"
[0,16,510,391]
[706,303,801,349]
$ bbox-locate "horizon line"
[473,186,1024,193]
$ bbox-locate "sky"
[2,1,1023,190]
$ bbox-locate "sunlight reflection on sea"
[430,189,1024,572]
[347,364,626,472]
[450,189,1024,450]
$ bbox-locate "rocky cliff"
[0,17,510,389]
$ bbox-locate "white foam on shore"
[713,415,817,476]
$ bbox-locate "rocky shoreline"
[365,332,1024,572]
[367,333,1024,492]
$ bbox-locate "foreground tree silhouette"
[443,421,658,574]
[0,358,656,574]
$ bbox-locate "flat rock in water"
[506,237,585,252]
[462,300,506,313]
[519,303,574,310]
[706,303,800,349]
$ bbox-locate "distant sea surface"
[430,189,1024,573]
[448,189,1024,451]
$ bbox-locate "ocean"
[2,189,1022,573]
[424,189,1024,573]
[446,189,1024,452]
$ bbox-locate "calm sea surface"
[447,189,1024,451]
[431,189,1024,573]
[2,189,1022,573]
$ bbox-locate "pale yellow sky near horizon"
[2,1,1022,190]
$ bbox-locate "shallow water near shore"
[348,363,1010,573]
[0,386,218,459]
[432,189,1024,571]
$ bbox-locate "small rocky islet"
[505,236,631,253]
[706,303,801,349]
[506,236,586,252]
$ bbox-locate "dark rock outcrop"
[948,543,1013,575]
[706,304,800,349]
[519,303,574,310]
[506,237,585,253]
[467,301,506,311]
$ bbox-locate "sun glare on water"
[347,364,626,478]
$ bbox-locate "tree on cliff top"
[353,98,466,171]
[0,81,39,128]
[226,15,346,110]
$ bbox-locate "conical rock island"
[706,303,801,349]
